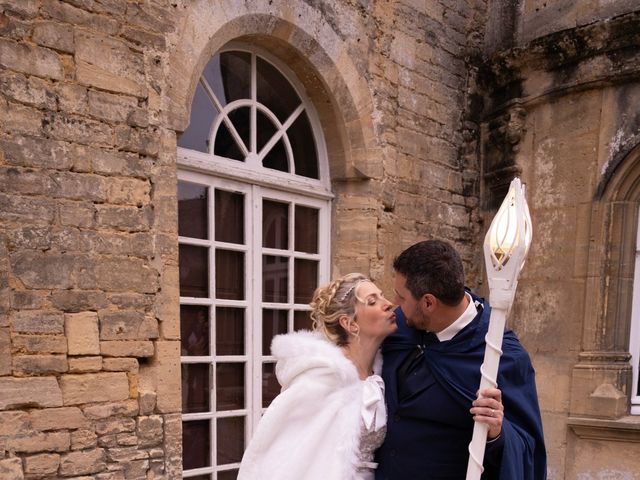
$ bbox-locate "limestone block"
[94,205,153,233]
[12,334,67,355]
[106,177,151,206]
[71,429,98,450]
[59,448,106,476]
[65,312,100,355]
[13,354,68,375]
[29,406,88,431]
[114,126,161,157]
[52,290,108,312]
[87,90,138,124]
[40,0,119,33]
[100,341,154,358]
[43,112,113,147]
[102,357,139,373]
[115,433,138,446]
[99,310,158,341]
[24,453,60,475]
[0,193,55,225]
[95,418,136,436]
[60,372,129,405]
[59,201,95,228]
[57,83,89,115]
[0,37,63,80]
[137,415,163,448]
[10,251,87,290]
[32,21,74,53]
[0,411,30,435]
[68,356,102,373]
[7,431,70,453]
[0,457,23,480]
[0,71,58,110]
[0,328,10,375]
[154,342,180,413]
[0,377,63,410]
[124,458,149,478]
[11,310,64,334]
[82,399,138,420]
[106,446,148,463]
[75,32,145,97]
[163,413,182,478]
[138,390,157,415]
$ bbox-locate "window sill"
[567,415,640,443]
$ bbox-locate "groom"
[375,240,546,479]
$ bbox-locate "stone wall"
[477,6,640,479]
[0,0,486,478]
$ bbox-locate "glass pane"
[256,110,278,152]
[177,81,218,153]
[215,190,244,244]
[227,107,250,154]
[216,363,244,411]
[263,137,289,173]
[216,307,244,356]
[182,363,210,413]
[294,205,318,253]
[178,181,208,239]
[214,51,251,106]
[218,470,238,480]
[183,420,211,470]
[262,309,287,355]
[181,305,210,356]
[288,111,319,179]
[186,476,210,480]
[179,245,209,298]
[217,417,244,464]
[294,259,318,304]
[214,121,245,161]
[256,56,300,123]
[262,362,280,408]
[294,310,313,331]
[215,250,244,300]
[262,200,288,249]
[262,256,288,303]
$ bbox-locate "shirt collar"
[436,292,477,342]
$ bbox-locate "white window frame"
[178,42,333,477]
[630,209,640,414]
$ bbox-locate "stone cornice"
[478,10,640,116]
[568,416,640,443]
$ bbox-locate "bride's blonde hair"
[309,273,370,346]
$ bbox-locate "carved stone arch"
[569,141,640,419]
[164,1,381,181]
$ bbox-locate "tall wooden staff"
[465,177,533,480]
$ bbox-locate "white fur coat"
[237,330,382,480]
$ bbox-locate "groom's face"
[393,273,426,329]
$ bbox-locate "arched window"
[177,45,332,479]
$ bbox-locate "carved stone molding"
[568,416,640,443]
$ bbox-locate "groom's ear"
[421,293,437,311]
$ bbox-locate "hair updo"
[309,272,370,346]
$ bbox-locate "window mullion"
[251,53,257,155]
[257,104,304,163]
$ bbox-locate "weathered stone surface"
[60,373,129,405]
[0,37,63,80]
[70,429,98,450]
[82,400,138,420]
[11,310,64,335]
[0,411,30,435]
[99,310,159,341]
[59,448,106,476]
[13,354,68,375]
[24,453,60,475]
[0,377,62,410]
[95,418,136,436]
[137,415,163,448]
[0,328,10,375]
[32,20,74,53]
[68,356,103,373]
[65,312,100,355]
[100,341,154,358]
[51,290,109,312]
[7,431,70,453]
[138,391,156,416]
[102,357,139,373]
[0,457,23,480]
[29,406,88,431]
[75,32,145,97]
[12,334,67,354]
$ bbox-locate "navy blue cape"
[375,293,546,480]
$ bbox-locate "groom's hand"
[470,387,503,440]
